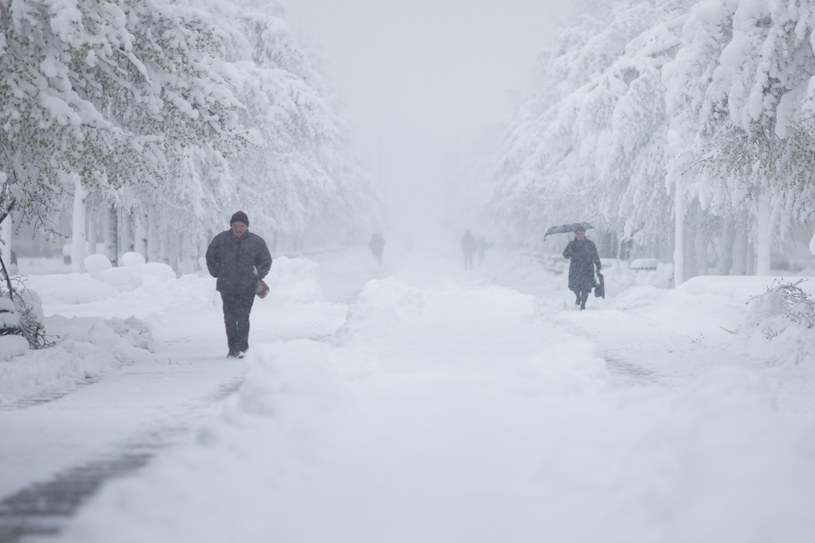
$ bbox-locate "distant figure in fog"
[562,226,601,311]
[477,236,488,267]
[369,232,385,265]
[461,229,478,270]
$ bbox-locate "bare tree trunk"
[71,176,87,273]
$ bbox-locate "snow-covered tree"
[665,0,815,281]
[491,0,815,283]
[110,0,378,255]
[2,0,378,267]
[0,0,244,232]
[193,0,378,248]
[491,0,691,255]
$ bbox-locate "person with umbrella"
[562,225,601,310]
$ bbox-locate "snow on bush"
[746,280,815,339]
[85,253,112,278]
[0,297,20,331]
[744,279,815,365]
[121,252,146,269]
[98,266,143,292]
[0,278,49,350]
[139,262,177,286]
[84,253,145,291]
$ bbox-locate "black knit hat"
[230,211,249,226]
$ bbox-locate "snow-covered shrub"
[139,263,177,285]
[98,267,142,292]
[85,254,112,279]
[121,252,146,269]
[0,278,52,350]
[0,297,20,332]
[746,279,815,340]
[741,280,815,367]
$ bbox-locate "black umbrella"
[543,222,594,239]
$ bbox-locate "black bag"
[594,273,605,298]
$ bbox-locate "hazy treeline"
[0,0,379,269]
[490,0,815,282]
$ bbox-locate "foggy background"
[284,0,574,242]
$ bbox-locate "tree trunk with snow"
[673,180,686,287]
[731,221,748,275]
[159,228,170,265]
[693,219,707,279]
[717,218,735,275]
[87,211,98,257]
[167,231,179,271]
[755,193,771,275]
[746,233,756,275]
[1,213,13,276]
[71,178,87,273]
[147,206,160,263]
[119,210,133,254]
[104,205,118,266]
[134,212,148,258]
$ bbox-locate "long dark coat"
[206,230,272,294]
[563,238,601,292]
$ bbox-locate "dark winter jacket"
[563,238,601,292]
[206,230,272,294]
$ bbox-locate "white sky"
[282,0,573,235]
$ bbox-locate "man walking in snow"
[562,226,601,310]
[206,211,272,358]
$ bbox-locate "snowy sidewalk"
[50,274,815,543]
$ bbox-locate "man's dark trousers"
[221,292,256,353]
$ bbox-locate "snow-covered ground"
[2,247,815,542]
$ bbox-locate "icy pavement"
[0,352,245,542]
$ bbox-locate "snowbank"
[0,255,336,404]
[0,315,154,405]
